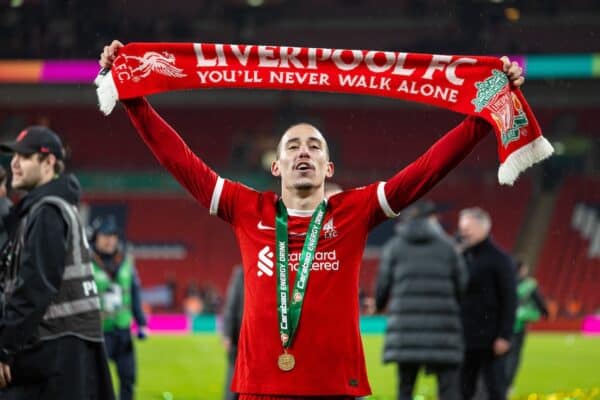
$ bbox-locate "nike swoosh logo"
[257,221,275,230]
[257,221,306,237]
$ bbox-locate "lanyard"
[275,199,326,349]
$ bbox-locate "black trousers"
[105,329,136,400]
[460,348,507,400]
[397,362,461,400]
[0,336,115,400]
[505,330,526,387]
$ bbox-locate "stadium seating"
[535,176,600,316]
[84,194,240,307]
[8,105,600,174]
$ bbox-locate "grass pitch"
[126,333,600,400]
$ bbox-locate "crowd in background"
[2,0,598,59]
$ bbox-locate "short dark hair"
[276,123,330,160]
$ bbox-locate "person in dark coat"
[0,126,114,399]
[457,207,517,400]
[222,266,244,400]
[375,200,468,400]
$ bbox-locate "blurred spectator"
[0,166,12,249]
[200,283,222,314]
[183,280,204,316]
[90,214,148,400]
[375,200,467,400]
[505,259,548,390]
[457,207,517,400]
[222,266,244,400]
[358,286,375,315]
[565,298,583,318]
[546,299,559,321]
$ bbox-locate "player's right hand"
[99,40,125,70]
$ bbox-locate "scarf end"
[498,136,554,186]
[94,70,118,115]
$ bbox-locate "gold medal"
[277,353,295,371]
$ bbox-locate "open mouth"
[294,162,314,171]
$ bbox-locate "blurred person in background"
[222,265,244,400]
[457,207,517,400]
[90,214,148,400]
[0,126,114,399]
[183,281,205,317]
[375,200,468,400]
[0,166,12,249]
[101,41,524,400]
[505,259,548,390]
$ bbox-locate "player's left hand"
[501,56,524,87]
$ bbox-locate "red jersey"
[123,98,489,397]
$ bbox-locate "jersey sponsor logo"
[257,245,274,277]
[257,246,340,277]
[289,249,340,271]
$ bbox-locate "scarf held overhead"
[95,42,553,185]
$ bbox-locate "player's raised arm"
[381,57,524,216]
[99,41,219,210]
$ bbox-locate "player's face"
[272,124,334,192]
[11,152,45,191]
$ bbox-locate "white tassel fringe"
[498,136,554,185]
[94,72,118,116]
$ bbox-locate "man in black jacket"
[375,201,468,400]
[458,207,517,400]
[0,126,114,399]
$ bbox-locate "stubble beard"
[293,182,315,191]
[12,175,41,192]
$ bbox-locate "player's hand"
[501,56,524,87]
[493,337,511,356]
[0,362,11,388]
[100,40,125,70]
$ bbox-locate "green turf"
[121,333,600,400]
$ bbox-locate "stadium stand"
[536,176,600,316]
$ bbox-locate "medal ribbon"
[275,199,326,349]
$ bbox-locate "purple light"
[41,60,101,83]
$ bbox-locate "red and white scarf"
[95,42,553,185]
